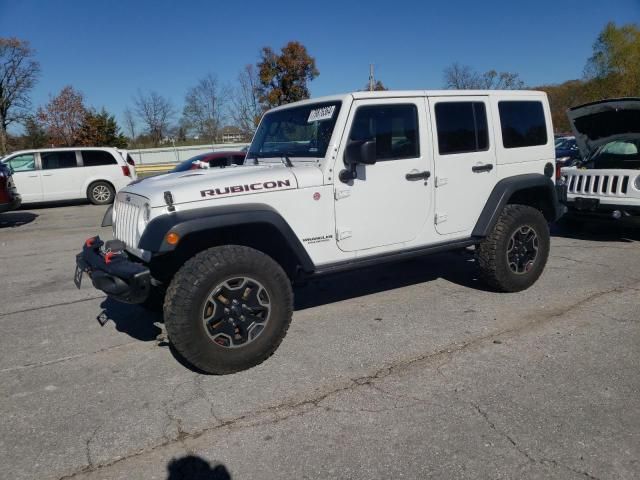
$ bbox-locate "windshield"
[587,139,640,169]
[248,101,342,159]
[172,154,212,172]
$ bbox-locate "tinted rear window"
[82,150,117,166]
[41,151,77,169]
[498,101,547,148]
[435,101,489,154]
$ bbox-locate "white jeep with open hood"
[76,90,565,374]
[560,98,640,219]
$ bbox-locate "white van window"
[41,151,77,170]
[6,154,36,171]
[82,150,117,166]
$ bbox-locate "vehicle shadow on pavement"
[0,211,38,228]
[294,250,488,311]
[98,297,163,341]
[551,218,640,242]
[19,199,90,209]
[166,455,232,479]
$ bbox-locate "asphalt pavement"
[0,203,638,480]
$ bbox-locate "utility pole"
[369,64,375,92]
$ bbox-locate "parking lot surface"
[0,204,639,480]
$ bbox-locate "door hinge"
[435,213,448,224]
[337,229,352,241]
[435,176,448,187]
[334,189,351,200]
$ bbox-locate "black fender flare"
[138,203,315,272]
[472,174,563,238]
[101,205,113,227]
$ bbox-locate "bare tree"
[0,37,41,154]
[37,85,87,146]
[443,62,525,89]
[133,90,175,146]
[123,108,136,143]
[182,74,228,143]
[231,65,262,139]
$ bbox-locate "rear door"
[3,153,43,202]
[430,96,497,235]
[40,150,85,200]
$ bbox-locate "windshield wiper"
[280,154,293,168]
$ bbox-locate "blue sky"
[1,0,638,131]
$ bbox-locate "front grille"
[113,193,143,249]
[564,172,630,196]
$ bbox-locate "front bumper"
[76,236,151,304]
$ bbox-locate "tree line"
[1,22,638,155]
[0,40,320,153]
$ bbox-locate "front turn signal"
[165,232,180,246]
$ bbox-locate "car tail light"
[555,163,562,180]
[121,165,132,177]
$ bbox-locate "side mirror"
[340,139,377,183]
[344,139,377,166]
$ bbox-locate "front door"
[3,153,43,203]
[430,96,497,235]
[334,98,432,252]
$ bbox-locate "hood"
[568,98,640,158]
[123,163,323,207]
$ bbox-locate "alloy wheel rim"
[93,185,110,202]
[201,276,271,348]
[506,225,539,275]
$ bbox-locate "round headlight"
[634,176,640,191]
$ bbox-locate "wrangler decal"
[200,179,291,197]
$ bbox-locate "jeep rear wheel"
[163,245,293,374]
[476,204,550,292]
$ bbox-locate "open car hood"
[568,98,640,159]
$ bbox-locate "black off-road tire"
[87,181,115,205]
[476,204,550,292]
[163,245,293,374]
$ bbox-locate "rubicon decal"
[200,179,291,197]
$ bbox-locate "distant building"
[219,126,245,143]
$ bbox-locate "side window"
[82,150,117,167]
[435,101,489,155]
[6,154,36,172]
[208,157,227,168]
[498,101,547,148]
[41,151,78,170]
[348,104,419,161]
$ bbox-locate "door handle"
[42,173,53,176]
[28,174,38,177]
[406,170,431,181]
[472,164,494,173]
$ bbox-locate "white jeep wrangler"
[560,98,640,219]
[76,90,565,374]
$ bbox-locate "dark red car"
[171,151,247,172]
[0,162,21,213]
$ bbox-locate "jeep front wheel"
[476,204,550,292]
[163,245,293,374]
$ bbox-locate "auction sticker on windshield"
[308,105,336,123]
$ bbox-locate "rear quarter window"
[82,150,117,167]
[498,101,547,148]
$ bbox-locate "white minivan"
[1,147,137,205]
